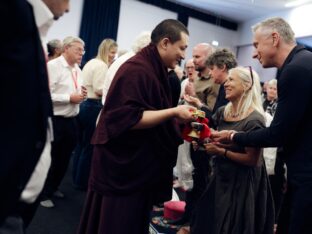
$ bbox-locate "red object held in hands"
[182,109,211,142]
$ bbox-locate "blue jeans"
[72,99,102,189]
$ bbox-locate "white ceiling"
[168,0,312,22]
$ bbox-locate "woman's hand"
[203,142,223,155]
[183,94,202,108]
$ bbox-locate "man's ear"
[159,37,170,50]
[272,32,280,47]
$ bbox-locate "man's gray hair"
[62,36,85,48]
[47,39,62,49]
[131,31,151,53]
[206,48,237,70]
[252,17,295,44]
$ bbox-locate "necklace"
[229,107,241,118]
[230,112,240,118]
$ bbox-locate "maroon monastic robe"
[77,44,183,234]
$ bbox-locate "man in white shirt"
[21,0,70,206]
[39,36,86,208]
[0,0,69,232]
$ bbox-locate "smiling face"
[108,46,118,65]
[252,28,277,68]
[224,70,245,102]
[161,32,188,69]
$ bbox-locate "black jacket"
[234,45,312,182]
[0,0,53,222]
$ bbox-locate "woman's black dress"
[191,108,275,234]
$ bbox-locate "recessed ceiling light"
[212,40,219,46]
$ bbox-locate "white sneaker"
[40,199,54,208]
[53,190,65,198]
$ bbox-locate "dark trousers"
[72,99,102,189]
[0,216,24,234]
[183,147,211,220]
[42,116,77,198]
[276,180,312,234]
[269,156,286,223]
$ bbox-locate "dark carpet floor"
[26,164,186,234]
[27,163,86,234]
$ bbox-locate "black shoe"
[166,216,189,225]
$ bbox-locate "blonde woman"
[191,67,274,234]
[97,38,118,67]
[72,39,118,190]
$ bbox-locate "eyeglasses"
[246,66,254,89]
[70,45,86,55]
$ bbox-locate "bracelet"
[223,149,228,158]
[230,132,235,141]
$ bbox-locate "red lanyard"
[71,69,78,90]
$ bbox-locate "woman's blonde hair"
[224,66,264,118]
[96,38,118,65]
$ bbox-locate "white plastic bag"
[263,113,277,175]
[175,141,194,190]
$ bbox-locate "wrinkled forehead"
[70,41,84,48]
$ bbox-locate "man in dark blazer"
[0,0,53,229]
[212,17,312,234]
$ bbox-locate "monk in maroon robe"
[77,19,195,234]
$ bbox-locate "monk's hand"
[174,105,197,123]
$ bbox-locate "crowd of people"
[1,1,312,234]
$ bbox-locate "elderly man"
[213,17,312,234]
[77,19,195,234]
[40,36,87,208]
